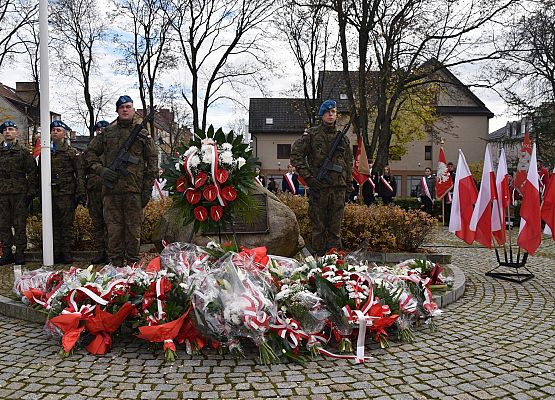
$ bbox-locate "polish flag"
[517,143,542,255]
[541,167,555,240]
[352,136,370,185]
[492,148,510,245]
[469,145,496,248]
[33,136,41,162]
[449,150,478,244]
[435,146,453,199]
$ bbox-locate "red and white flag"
[352,136,370,185]
[517,143,542,255]
[469,145,496,248]
[449,150,478,244]
[435,146,453,199]
[33,136,41,163]
[492,148,510,245]
[541,166,555,239]
[514,132,532,194]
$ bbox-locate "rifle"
[103,107,156,188]
[315,116,353,185]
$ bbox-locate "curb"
[432,264,465,308]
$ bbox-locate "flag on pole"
[33,136,41,162]
[449,150,478,244]
[352,136,370,185]
[514,132,532,194]
[435,146,453,199]
[541,167,555,240]
[517,143,542,255]
[492,148,509,245]
[469,144,496,248]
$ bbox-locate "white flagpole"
[39,0,54,266]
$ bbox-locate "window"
[425,145,432,160]
[407,176,421,197]
[277,144,291,159]
[265,118,273,125]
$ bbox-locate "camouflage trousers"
[0,194,28,254]
[308,187,346,256]
[52,195,75,254]
[103,194,143,266]
[88,189,107,253]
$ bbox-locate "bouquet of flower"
[162,125,258,233]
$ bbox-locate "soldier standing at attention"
[0,121,38,265]
[290,99,353,255]
[86,120,110,264]
[44,120,86,264]
[85,95,157,267]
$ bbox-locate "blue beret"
[94,120,110,130]
[1,120,17,131]
[318,99,337,117]
[50,120,70,131]
[116,95,133,110]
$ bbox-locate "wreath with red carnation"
[162,126,258,232]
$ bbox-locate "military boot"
[91,251,107,265]
[14,251,25,265]
[0,250,14,266]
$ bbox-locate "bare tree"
[274,0,331,125]
[50,0,109,136]
[0,0,37,70]
[166,0,278,133]
[114,0,176,137]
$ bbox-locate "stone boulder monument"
[156,184,304,257]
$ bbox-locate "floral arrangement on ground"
[161,125,257,233]
[14,243,447,364]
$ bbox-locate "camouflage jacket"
[84,134,103,192]
[0,141,38,196]
[84,115,158,194]
[290,123,353,189]
[40,140,85,197]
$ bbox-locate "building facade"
[249,66,493,196]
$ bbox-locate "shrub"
[278,193,436,252]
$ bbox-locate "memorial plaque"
[203,193,269,234]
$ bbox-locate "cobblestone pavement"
[1,231,555,399]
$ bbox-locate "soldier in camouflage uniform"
[290,100,353,255]
[0,121,38,265]
[41,121,86,264]
[86,120,110,264]
[85,95,158,266]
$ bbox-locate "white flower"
[189,154,200,168]
[236,157,246,169]
[221,143,233,151]
[207,241,219,249]
[201,145,213,161]
[184,146,199,157]
[219,151,234,165]
[175,162,181,170]
[179,282,187,289]
[201,138,215,146]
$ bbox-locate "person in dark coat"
[282,164,300,194]
[361,160,378,205]
[377,165,397,204]
[417,167,436,215]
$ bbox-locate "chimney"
[15,82,39,107]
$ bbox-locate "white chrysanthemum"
[221,143,233,151]
[189,154,201,168]
[236,157,246,168]
[184,146,198,157]
[220,151,234,165]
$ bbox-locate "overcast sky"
[0,5,516,136]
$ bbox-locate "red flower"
[216,168,229,183]
[193,206,208,221]
[221,186,237,201]
[210,205,224,221]
[185,189,201,204]
[203,184,218,202]
[176,176,188,193]
[194,172,208,188]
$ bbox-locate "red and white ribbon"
[209,143,226,207]
[241,292,269,332]
[380,176,394,194]
[421,177,432,201]
[270,316,304,349]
